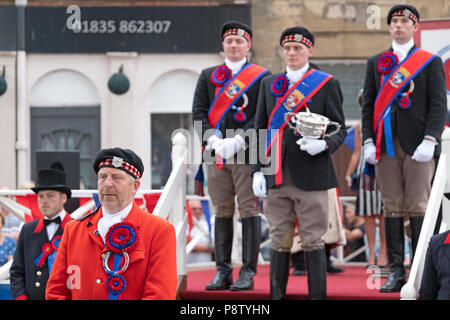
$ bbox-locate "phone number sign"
[26,5,250,53]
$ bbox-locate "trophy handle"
[323,121,341,138]
[284,112,297,130]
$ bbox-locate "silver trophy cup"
[284,110,341,145]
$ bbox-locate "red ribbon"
[36,243,54,268]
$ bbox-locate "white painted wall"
[0,52,17,188]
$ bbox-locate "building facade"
[0,0,448,193]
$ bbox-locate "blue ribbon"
[47,251,57,272]
[107,253,123,300]
[383,106,394,157]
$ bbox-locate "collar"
[102,201,133,219]
[98,202,133,242]
[44,209,66,223]
[392,39,414,56]
[86,202,140,251]
[225,57,247,75]
[286,63,309,85]
[35,209,71,233]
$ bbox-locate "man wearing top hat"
[361,4,447,292]
[45,148,177,300]
[192,21,269,291]
[252,26,346,299]
[10,167,72,300]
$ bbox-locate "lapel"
[85,206,108,252]
[52,211,73,240]
[442,231,450,260]
[32,221,50,248]
[122,202,145,252]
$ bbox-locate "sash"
[265,69,333,186]
[373,48,436,159]
[207,63,268,130]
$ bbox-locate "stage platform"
[179,264,401,300]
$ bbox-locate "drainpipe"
[15,0,28,187]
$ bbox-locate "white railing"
[400,128,450,300]
[153,132,188,294]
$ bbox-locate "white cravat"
[286,63,309,88]
[225,57,247,75]
[392,39,414,62]
[97,202,133,243]
[45,209,66,241]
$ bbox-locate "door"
[30,106,100,189]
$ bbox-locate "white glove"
[298,137,327,156]
[412,138,436,163]
[363,139,378,165]
[214,135,245,159]
[252,171,267,198]
[206,134,223,150]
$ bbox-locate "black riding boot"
[205,217,234,290]
[409,215,424,263]
[291,250,306,275]
[269,250,290,300]
[230,216,261,291]
[380,216,406,293]
[305,248,327,300]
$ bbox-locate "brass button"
[35,282,40,288]
[96,279,101,284]
[36,271,42,276]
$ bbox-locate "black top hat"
[31,169,72,198]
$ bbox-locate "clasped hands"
[206,134,246,159]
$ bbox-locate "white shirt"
[286,63,309,88]
[392,39,414,62]
[225,57,247,75]
[97,202,133,243]
[44,209,66,241]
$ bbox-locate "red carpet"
[180,265,401,300]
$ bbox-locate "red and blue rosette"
[105,222,138,254]
[211,65,232,87]
[107,274,127,296]
[35,243,54,268]
[52,235,62,249]
[233,111,247,122]
[377,52,399,75]
[271,75,289,97]
[399,96,411,109]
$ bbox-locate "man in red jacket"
[46,148,177,300]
